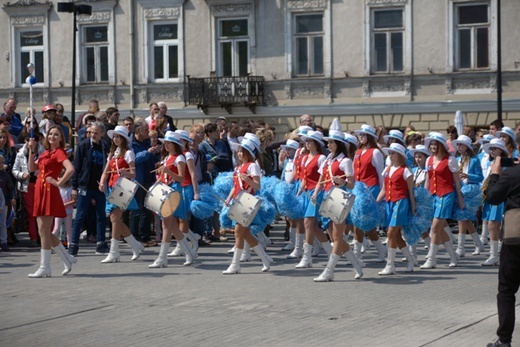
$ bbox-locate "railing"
[188,75,264,114]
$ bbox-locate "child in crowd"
[0,156,15,251]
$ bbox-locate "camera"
[500,157,518,167]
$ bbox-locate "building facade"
[1,0,519,136]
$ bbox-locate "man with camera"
[485,132,520,347]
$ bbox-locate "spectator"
[157,101,177,132]
[2,98,23,138]
[489,119,504,136]
[123,116,135,139]
[300,114,314,129]
[77,114,97,140]
[446,125,458,155]
[102,107,119,143]
[54,103,72,145]
[145,102,160,130]
[18,108,40,144]
[0,156,15,250]
[0,129,16,174]
[69,122,110,256]
[39,104,56,137]
[199,122,233,180]
[0,116,15,148]
[515,120,520,134]
[76,99,102,135]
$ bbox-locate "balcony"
[188,75,265,114]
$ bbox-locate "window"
[19,30,44,85]
[218,19,249,77]
[152,23,179,81]
[82,25,109,83]
[456,4,489,70]
[372,9,404,73]
[294,14,323,76]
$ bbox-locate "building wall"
[0,0,519,139]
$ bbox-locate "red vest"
[233,162,255,198]
[181,150,193,187]
[427,156,454,197]
[322,157,344,191]
[160,154,180,184]
[354,148,379,188]
[302,154,322,191]
[384,166,408,202]
[108,155,130,188]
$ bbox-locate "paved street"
[0,221,514,347]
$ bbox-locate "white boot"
[53,243,77,275]
[149,242,169,268]
[311,237,321,257]
[28,249,52,278]
[282,228,296,251]
[240,241,252,262]
[361,237,370,253]
[444,225,454,244]
[124,235,144,260]
[402,243,418,262]
[223,248,242,274]
[470,232,484,255]
[227,245,236,254]
[373,239,387,263]
[168,242,184,257]
[456,233,466,258]
[321,241,332,256]
[444,241,458,267]
[295,243,313,268]
[423,235,431,249]
[187,230,200,257]
[482,240,500,266]
[314,253,340,282]
[178,238,194,266]
[101,238,120,263]
[480,223,489,245]
[420,244,439,269]
[252,244,272,272]
[287,233,304,259]
[401,246,417,272]
[378,248,396,275]
[353,239,364,265]
[344,250,363,279]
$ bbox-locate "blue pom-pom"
[190,200,215,219]
[274,181,304,219]
[349,182,380,232]
[250,197,276,234]
[213,172,233,200]
[402,187,433,245]
[260,176,280,203]
[198,183,219,209]
[452,183,481,221]
[219,205,234,229]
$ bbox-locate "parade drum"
[107,177,138,210]
[228,191,262,227]
[319,186,355,223]
[144,182,181,218]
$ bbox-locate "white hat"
[409,144,430,157]
[354,124,378,139]
[159,130,183,147]
[107,125,131,142]
[383,129,405,144]
[280,139,300,151]
[300,130,325,146]
[424,132,449,152]
[479,134,494,145]
[297,125,313,136]
[495,126,517,145]
[452,135,473,150]
[175,129,192,143]
[323,130,348,144]
[382,143,407,160]
[231,138,257,159]
[344,133,358,147]
[243,132,262,153]
[483,138,509,156]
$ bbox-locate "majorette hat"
[354,124,378,139]
[382,143,408,160]
[424,132,450,152]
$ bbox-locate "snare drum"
[228,191,262,227]
[107,177,138,210]
[319,186,355,223]
[144,181,181,218]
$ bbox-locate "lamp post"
[496,0,502,122]
[57,2,92,147]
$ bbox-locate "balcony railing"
[188,75,264,114]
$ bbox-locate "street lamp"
[57,2,92,147]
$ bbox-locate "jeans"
[497,243,520,343]
[129,188,152,242]
[72,189,107,245]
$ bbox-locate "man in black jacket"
[486,132,520,347]
[69,122,110,255]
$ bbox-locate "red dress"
[33,148,68,217]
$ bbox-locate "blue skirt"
[105,187,138,214]
[176,185,194,220]
[432,192,455,219]
[302,188,324,218]
[171,182,187,219]
[385,198,409,227]
[368,185,381,200]
[482,202,505,222]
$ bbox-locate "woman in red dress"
[28,126,75,278]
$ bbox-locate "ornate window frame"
[138,0,185,83]
[285,0,331,78]
[3,0,52,88]
[207,1,256,75]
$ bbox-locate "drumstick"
[320,174,347,185]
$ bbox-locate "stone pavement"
[0,221,516,347]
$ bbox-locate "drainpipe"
[129,0,135,110]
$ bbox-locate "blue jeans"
[72,189,107,245]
